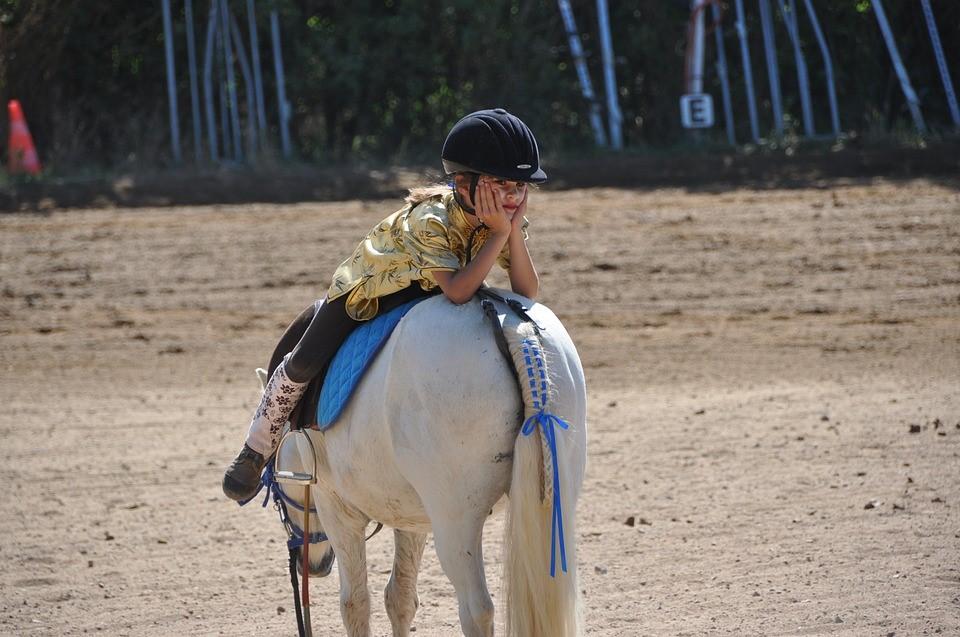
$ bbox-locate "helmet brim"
[442,159,547,184]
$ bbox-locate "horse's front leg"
[384,529,427,637]
[314,491,372,637]
[331,530,370,637]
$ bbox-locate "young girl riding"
[223,108,547,501]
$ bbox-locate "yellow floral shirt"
[327,191,529,320]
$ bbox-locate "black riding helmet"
[441,108,547,184]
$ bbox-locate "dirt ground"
[1,178,958,636]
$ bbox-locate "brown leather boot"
[222,444,267,501]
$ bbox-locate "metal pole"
[185,0,204,162]
[218,0,243,160]
[161,0,182,163]
[202,1,219,162]
[778,0,814,137]
[596,0,622,149]
[689,0,707,94]
[802,0,840,136]
[246,0,269,145]
[270,8,292,158]
[556,0,607,147]
[217,26,233,159]
[711,2,736,145]
[758,0,783,136]
[230,12,258,158]
[871,0,926,135]
[733,0,760,143]
[920,0,959,128]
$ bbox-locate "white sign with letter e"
[680,93,714,128]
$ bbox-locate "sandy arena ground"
[1,179,958,636]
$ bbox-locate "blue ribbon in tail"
[522,408,571,578]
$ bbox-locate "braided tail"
[502,322,581,637]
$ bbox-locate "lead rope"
[241,442,385,637]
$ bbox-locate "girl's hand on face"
[475,181,512,235]
[510,189,528,233]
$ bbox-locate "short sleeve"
[405,211,461,285]
[496,216,530,270]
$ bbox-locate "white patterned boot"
[222,356,308,501]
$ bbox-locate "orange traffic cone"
[7,99,41,175]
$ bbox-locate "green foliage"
[0,0,957,172]
[0,1,168,169]
[277,0,590,161]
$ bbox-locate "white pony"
[273,290,587,637]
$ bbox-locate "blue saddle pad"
[315,297,427,430]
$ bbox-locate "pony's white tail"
[502,326,583,637]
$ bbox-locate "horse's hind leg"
[432,515,494,637]
[384,529,427,637]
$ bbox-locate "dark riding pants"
[273,284,435,385]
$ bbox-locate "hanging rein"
[239,447,382,637]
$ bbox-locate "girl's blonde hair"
[405,174,536,206]
[406,173,479,205]
[404,183,452,205]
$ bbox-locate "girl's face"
[481,176,527,211]
[458,174,528,211]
